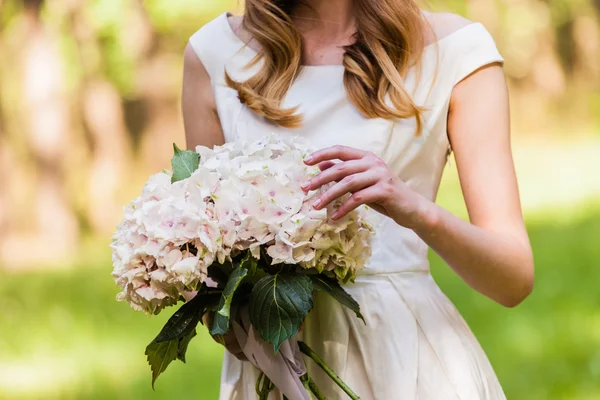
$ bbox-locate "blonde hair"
[227,0,426,133]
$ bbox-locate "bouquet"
[111,134,374,399]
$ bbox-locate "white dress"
[189,12,506,400]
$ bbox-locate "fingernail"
[331,211,339,220]
[301,181,310,190]
[304,155,313,164]
[313,198,321,209]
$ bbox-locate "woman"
[183,0,534,398]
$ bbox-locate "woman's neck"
[292,0,355,38]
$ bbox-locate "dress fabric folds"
[189,13,507,400]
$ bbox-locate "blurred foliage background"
[1,0,599,399]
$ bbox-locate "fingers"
[317,161,336,171]
[304,145,368,165]
[215,332,248,361]
[302,160,369,192]
[204,311,247,361]
[224,334,247,361]
[331,186,382,220]
[202,311,213,326]
[313,171,379,211]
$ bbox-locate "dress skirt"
[219,269,506,400]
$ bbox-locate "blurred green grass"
[2,156,600,399]
[2,210,600,399]
[0,253,224,400]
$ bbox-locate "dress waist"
[356,260,430,276]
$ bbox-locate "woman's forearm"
[410,202,534,307]
[301,145,534,307]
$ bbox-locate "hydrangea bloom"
[196,135,373,283]
[112,134,374,314]
[111,170,223,315]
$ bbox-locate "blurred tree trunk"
[81,80,133,235]
[130,0,184,174]
[65,0,137,235]
[1,0,78,268]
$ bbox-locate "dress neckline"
[220,12,482,70]
[220,13,344,70]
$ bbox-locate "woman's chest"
[213,72,448,179]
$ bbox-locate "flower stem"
[299,341,361,400]
[256,372,274,400]
[300,374,326,400]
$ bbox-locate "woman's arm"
[182,43,225,149]
[303,64,533,308]
[415,64,533,307]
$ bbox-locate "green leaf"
[170,143,200,183]
[210,312,230,336]
[145,328,199,388]
[177,329,197,363]
[146,338,179,388]
[154,297,200,343]
[154,293,219,343]
[246,253,268,284]
[218,271,248,318]
[249,273,313,353]
[145,293,219,387]
[210,259,250,336]
[311,275,364,323]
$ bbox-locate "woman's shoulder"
[188,13,247,79]
[422,11,504,87]
[188,13,226,62]
[422,11,477,46]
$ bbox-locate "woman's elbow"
[500,280,533,308]
[499,260,535,308]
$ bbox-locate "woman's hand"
[301,145,433,230]
[203,311,247,361]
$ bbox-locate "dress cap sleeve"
[444,23,504,86]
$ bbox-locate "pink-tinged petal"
[204,277,219,289]
[161,248,183,269]
[182,291,199,302]
[266,241,294,264]
[135,286,157,301]
[150,268,169,282]
[250,244,261,259]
